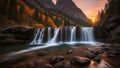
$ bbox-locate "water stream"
[30,26,99,45]
[0,26,112,68]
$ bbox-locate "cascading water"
[30,28,45,44]
[48,27,51,43]
[80,27,95,42]
[70,27,76,41]
[30,26,96,45]
[48,28,60,43]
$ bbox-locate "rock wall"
[0,26,34,45]
[95,15,120,44]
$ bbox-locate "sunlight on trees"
[47,17,56,27]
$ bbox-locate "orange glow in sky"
[91,17,96,25]
[73,0,108,19]
[52,0,108,19]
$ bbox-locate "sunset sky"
[52,0,108,19]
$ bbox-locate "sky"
[52,0,108,19]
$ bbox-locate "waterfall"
[70,27,76,41]
[30,28,45,44]
[49,28,60,43]
[30,27,96,45]
[48,27,51,42]
[80,27,95,42]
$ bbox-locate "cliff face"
[0,26,34,45]
[55,0,88,22]
[95,0,120,44]
[30,0,88,22]
[95,15,120,44]
[36,0,54,8]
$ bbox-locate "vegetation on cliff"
[96,0,120,43]
[0,0,90,28]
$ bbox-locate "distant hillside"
[56,0,88,22]
[0,0,90,28]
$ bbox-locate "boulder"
[0,26,34,45]
[85,53,95,59]
[54,60,71,68]
[27,60,53,68]
[108,51,120,58]
[93,57,101,63]
[49,55,65,64]
[66,50,73,54]
[71,56,90,66]
[0,39,27,45]
[100,44,120,58]
[90,50,99,55]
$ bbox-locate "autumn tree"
[32,9,41,23]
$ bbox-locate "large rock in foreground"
[0,26,34,45]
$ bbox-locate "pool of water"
[0,44,36,55]
[0,42,106,56]
[0,44,88,55]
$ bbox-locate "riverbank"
[0,26,34,45]
[0,44,119,68]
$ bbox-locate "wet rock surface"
[0,26,34,45]
[0,45,120,68]
[54,60,71,68]
[100,44,120,58]
[49,55,65,64]
[71,56,90,66]
[27,60,53,68]
[92,57,101,63]
[66,49,73,54]
[85,53,95,59]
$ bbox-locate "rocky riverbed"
[0,44,120,68]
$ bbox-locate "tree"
[0,0,9,15]
[17,5,25,22]
[8,0,18,20]
[19,5,25,17]
[32,9,41,23]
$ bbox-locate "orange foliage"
[59,20,64,27]
[35,23,44,28]
[17,0,35,16]
[61,20,64,26]
[24,6,35,16]
[47,17,56,28]
[53,16,56,19]
[42,13,46,21]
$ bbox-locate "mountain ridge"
[0,0,90,27]
[55,0,88,22]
